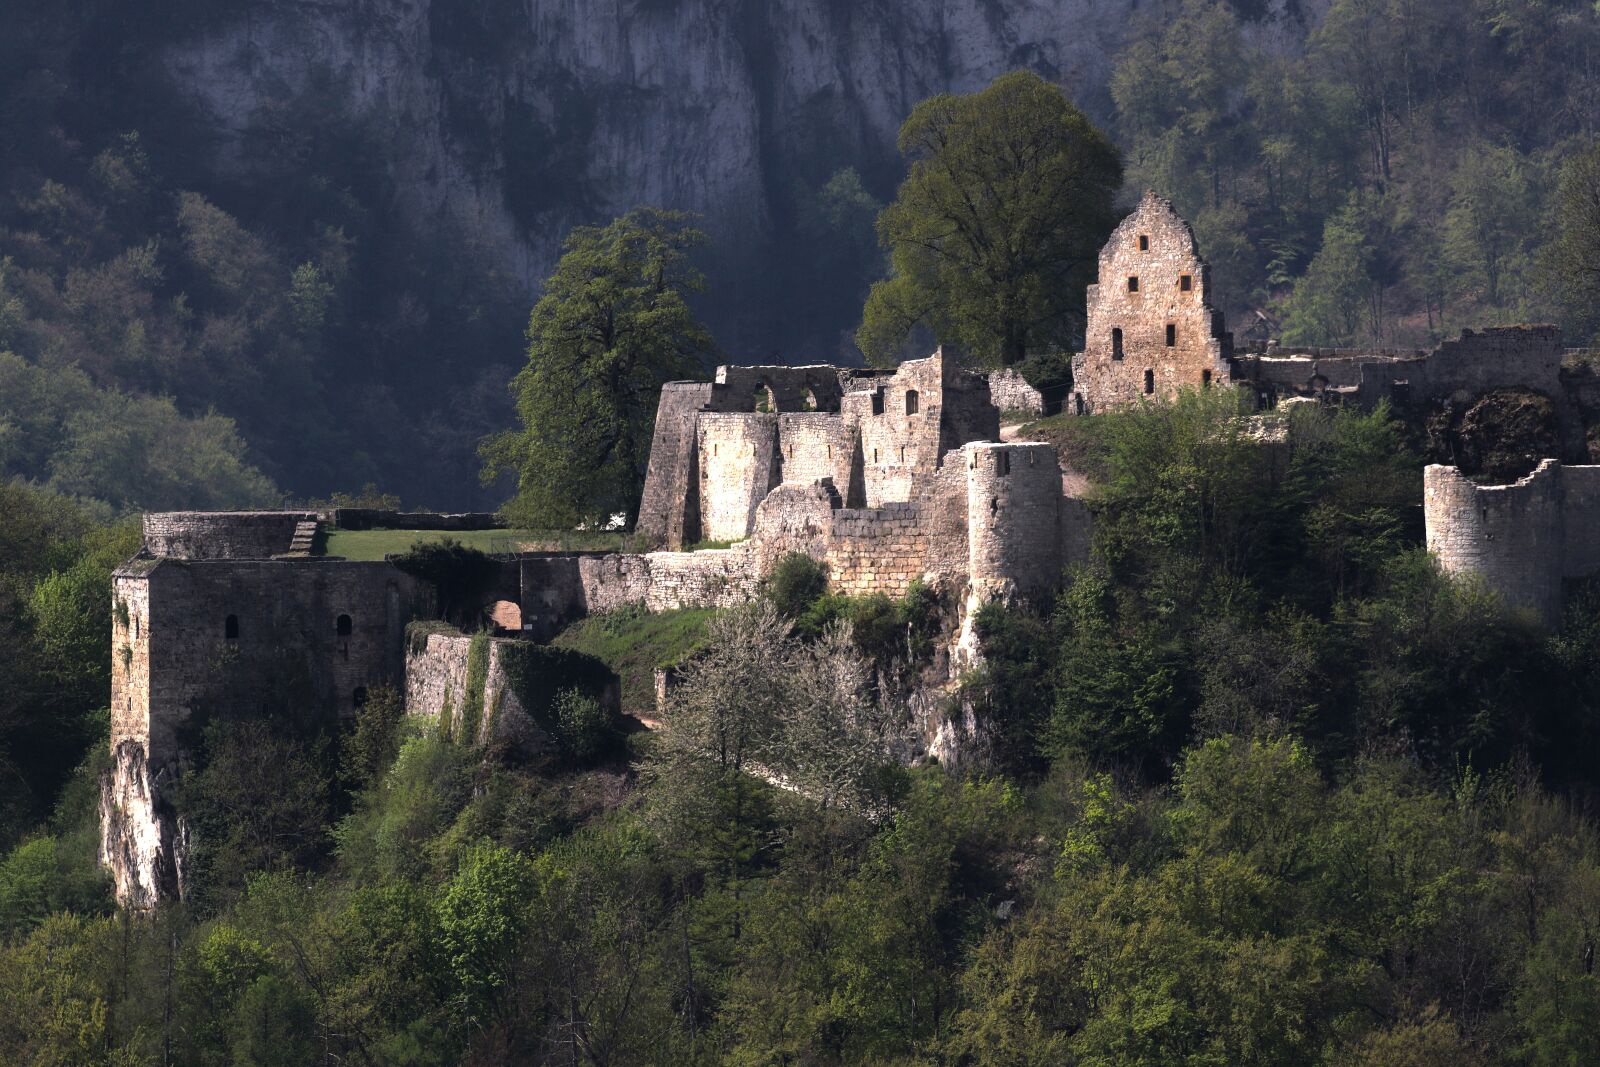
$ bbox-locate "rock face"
[159,0,1312,341]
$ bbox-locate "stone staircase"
[283,519,320,558]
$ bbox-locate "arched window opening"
[1111,328,1123,361]
[1144,369,1155,394]
[754,382,774,412]
[224,615,239,641]
[336,614,353,636]
[353,687,369,709]
[803,387,819,412]
[905,389,920,415]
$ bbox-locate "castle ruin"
[101,190,1595,907]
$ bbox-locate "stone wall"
[697,412,780,541]
[1561,465,1600,579]
[1424,461,1566,626]
[327,509,503,531]
[713,364,844,412]
[636,381,716,547]
[1072,191,1233,413]
[1235,326,1565,410]
[142,512,315,559]
[965,442,1065,602]
[987,368,1045,415]
[776,412,859,499]
[824,504,933,597]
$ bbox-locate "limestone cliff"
[160,0,1313,345]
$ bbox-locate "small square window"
[1127,276,1139,293]
[1179,275,1192,292]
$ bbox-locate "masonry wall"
[824,504,932,597]
[966,443,1064,601]
[776,412,857,495]
[636,381,716,547]
[698,413,779,542]
[1561,465,1600,579]
[1424,461,1565,627]
[111,563,155,752]
[714,364,844,412]
[988,368,1045,415]
[143,512,315,560]
[130,560,431,762]
[1402,326,1565,405]
[1072,191,1232,414]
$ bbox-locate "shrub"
[761,552,830,618]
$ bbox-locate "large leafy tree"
[483,208,715,528]
[857,70,1122,368]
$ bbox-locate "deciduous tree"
[482,208,715,529]
[857,70,1122,368]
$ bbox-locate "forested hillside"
[8,396,1600,1063]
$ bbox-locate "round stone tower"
[964,442,1063,603]
[1423,460,1564,627]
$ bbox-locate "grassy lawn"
[324,527,628,560]
[551,607,715,720]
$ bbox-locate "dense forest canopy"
[3,0,1599,511]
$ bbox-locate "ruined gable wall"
[143,512,315,560]
[697,413,779,542]
[937,355,1002,453]
[636,381,716,548]
[842,353,955,507]
[1073,192,1231,413]
[1424,461,1564,627]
